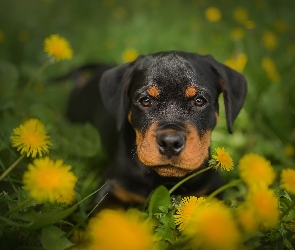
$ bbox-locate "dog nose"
[156,132,186,158]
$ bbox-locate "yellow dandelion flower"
[262,30,278,51]
[261,57,280,82]
[205,7,222,22]
[225,53,248,73]
[284,144,295,157]
[23,157,77,204]
[275,19,287,33]
[237,205,258,234]
[0,30,5,43]
[18,29,30,43]
[281,168,295,195]
[233,7,249,24]
[11,118,51,158]
[230,28,246,41]
[174,196,206,231]
[122,48,138,63]
[185,200,241,250]
[246,187,279,229]
[212,147,234,171]
[86,209,155,250]
[238,153,276,187]
[112,7,128,21]
[244,20,256,29]
[44,34,73,61]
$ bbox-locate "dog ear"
[99,62,135,131]
[204,55,247,133]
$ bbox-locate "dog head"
[100,51,247,177]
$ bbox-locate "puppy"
[66,51,247,209]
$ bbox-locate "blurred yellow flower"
[284,144,295,157]
[237,205,258,234]
[44,34,73,61]
[238,153,276,187]
[212,147,234,171]
[225,53,248,73]
[112,7,128,21]
[122,48,138,63]
[23,157,77,204]
[281,168,295,195]
[185,200,241,250]
[102,0,115,8]
[233,7,249,24]
[261,57,280,82]
[246,187,279,229]
[230,28,245,40]
[86,209,155,250]
[18,29,30,43]
[0,30,6,43]
[11,118,51,158]
[205,7,222,22]
[275,19,287,33]
[174,196,206,231]
[262,31,278,50]
[244,20,256,29]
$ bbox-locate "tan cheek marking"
[111,181,146,204]
[185,86,197,98]
[186,186,210,197]
[147,86,160,98]
[219,77,226,92]
[177,125,211,171]
[128,111,132,124]
[135,123,164,166]
[215,112,219,125]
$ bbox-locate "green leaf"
[148,185,170,215]
[282,208,295,222]
[54,123,101,158]
[155,226,175,244]
[160,211,175,230]
[158,205,168,213]
[282,236,294,250]
[41,225,74,250]
[154,211,176,244]
[283,191,293,201]
[154,241,169,250]
[15,204,77,230]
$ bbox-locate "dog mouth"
[153,165,190,177]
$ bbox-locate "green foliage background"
[0,0,294,249]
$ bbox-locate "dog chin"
[153,165,190,177]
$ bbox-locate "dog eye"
[194,96,207,107]
[139,96,152,107]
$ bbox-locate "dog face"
[100,51,247,177]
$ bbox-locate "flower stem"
[281,201,295,218]
[5,197,33,217]
[169,166,212,195]
[207,179,242,200]
[0,154,25,182]
[65,193,108,239]
[15,59,52,117]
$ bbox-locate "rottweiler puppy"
[67,51,247,209]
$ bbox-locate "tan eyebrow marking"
[185,86,198,98]
[147,85,160,98]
